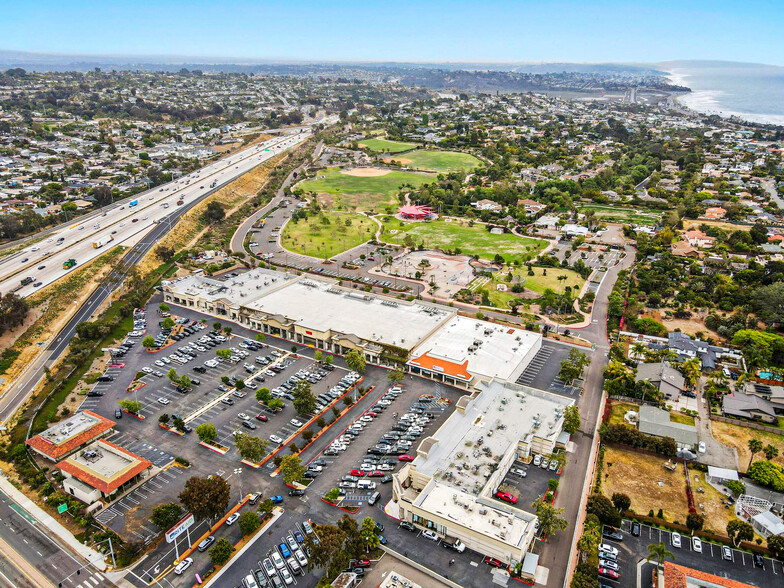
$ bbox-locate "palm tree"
[646,541,675,568]
[748,438,763,469]
[631,343,648,361]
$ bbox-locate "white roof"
[752,511,784,535]
[707,466,739,481]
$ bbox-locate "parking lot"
[552,241,623,271]
[515,340,584,396]
[599,520,782,588]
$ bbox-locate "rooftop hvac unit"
[479,507,488,515]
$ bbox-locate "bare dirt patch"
[601,446,691,523]
[385,157,413,165]
[712,420,784,472]
[340,167,391,177]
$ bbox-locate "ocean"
[666,63,784,126]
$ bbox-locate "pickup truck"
[20,276,35,286]
[442,536,466,552]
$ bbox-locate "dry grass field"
[711,420,784,472]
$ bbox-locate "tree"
[388,368,404,384]
[304,524,345,572]
[302,429,314,442]
[314,350,323,362]
[324,488,341,504]
[563,405,581,435]
[646,542,675,567]
[159,303,170,312]
[748,438,764,469]
[256,387,271,403]
[258,499,274,515]
[768,534,784,560]
[611,493,631,513]
[279,454,305,484]
[203,201,225,223]
[0,293,28,336]
[586,494,621,527]
[161,317,175,330]
[179,374,191,389]
[747,460,784,491]
[158,413,170,425]
[167,368,180,382]
[150,503,184,530]
[323,355,334,366]
[293,380,316,415]
[142,335,156,348]
[726,520,754,547]
[173,417,186,432]
[238,511,261,536]
[216,348,232,359]
[235,434,269,463]
[685,513,704,534]
[532,500,569,540]
[224,326,232,336]
[725,480,746,497]
[764,444,779,461]
[196,422,217,444]
[255,333,266,342]
[345,350,366,374]
[213,321,222,331]
[209,537,235,566]
[179,475,231,521]
[235,380,245,391]
[338,515,364,559]
[118,399,141,415]
[268,398,283,411]
[360,516,380,550]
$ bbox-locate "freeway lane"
[0,132,310,298]
[0,129,315,427]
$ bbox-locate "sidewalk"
[0,474,108,571]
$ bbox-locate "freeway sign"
[166,513,194,544]
[57,503,68,514]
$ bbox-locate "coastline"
[666,68,784,126]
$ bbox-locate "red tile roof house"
[661,561,758,588]
[56,439,152,505]
[26,410,116,462]
[704,206,727,219]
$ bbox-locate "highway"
[0,131,310,298]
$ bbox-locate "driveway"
[695,381,738,469]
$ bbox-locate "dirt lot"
[690,470,737,534]
[340,167,391,177]
[711,420,784,472]
[601,446,691,523]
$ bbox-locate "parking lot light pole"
[233,467,243,502]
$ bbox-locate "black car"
[303,471,317,479]
[399,521,416,532]
[289,489,305,496]
[241,421,256,430]
[602,527,623,541]
[87,391,103,397]
[194,366,207,373]
[753,553,765,568]
[380,475,393,484]
[631,522,640,536]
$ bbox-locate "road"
[762,178,784,210]
[535,245,635,588]
[0,487,112,588]
[0,132,312,298]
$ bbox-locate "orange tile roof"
[664,561,757,588]
[26,410,116,461]
[56,440,152,495]
[409,352,471,381]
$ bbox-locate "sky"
[2,0,784,65]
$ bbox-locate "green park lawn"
[358,138,419,153]
[380,218,548,264]
[387,149,482,173]
[483,265,585,308]
[297,167,435,212]
[281,212,377,259]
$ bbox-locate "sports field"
[297,167,435,212]
[380,218,548,264]
[480,266,585,308]
[358,138,419,153]
[280,212,377,259]
[386,149,482,173]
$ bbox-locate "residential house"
[471,199,503,212]
[635,361,686,400]
[517,198,546,215]
[704,206,727,219]
[722,392,778,423]
[671,241,699,258]
[741,382,784,415]
[683,230,716,249]
[638,405,698,450]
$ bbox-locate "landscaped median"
[199,440,230,455]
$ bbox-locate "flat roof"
[248,278,453,349]
[166,267,291,306]
[415,380,572,495]
[26,410,115,460]
[409,316,542,382]
[56,439,151,495]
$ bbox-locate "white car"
[671,532,682,548]
[142,367,153,374]
[270,435,283,444]
[174,557,193,575]
[599,544,619,557]
[698,441,706,453]
[225,513,240,525]
[533,455,542,467]
[692,536,702,553]
[422,529,439,541]
[290,419,303,428]
[155,360,165,367]
[158,397,170,405]
[238,413,250,420]
[280,567,293,585]
[271,551,286,570]
[161,356,171,363]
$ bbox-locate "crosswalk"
[66,570,107,587]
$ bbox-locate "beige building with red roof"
[661,561,759,588]
[57,439,152,504]
[26,410,116,462]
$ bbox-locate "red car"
[350,469,366,477]
[495,490,518,504]
[367,470,384,477]
[255,413,268,422]
[483,556,505,568]
[366,411,378,418]
[598,567,619,580]
[399,455,414,462]
[350,559,371,568]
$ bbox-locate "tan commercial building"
[391,380,573,567]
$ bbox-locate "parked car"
[495,490,518,504]
[722,546,732,561]
[671,532,681,548]
[422,530,439,541]
[692,536,702,553]
[225,513,240,525]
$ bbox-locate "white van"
[357,480,376,490]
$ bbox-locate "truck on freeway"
[92,235,114,249]
[20,276,35,286]
[63,259,77,270]
[129,199,138,207]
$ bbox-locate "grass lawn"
[578,205,662,224]
[380,218,548,265]
[602,446,690,523]
[670,411,696,426]
[358,138,419,153]
[482,265,585,308]
[607,402,639,426]
[711,421,784,472]
[297,167,435,212]
[387,149,482,173]
[281,212,377,259]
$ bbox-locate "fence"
[710,414,784,435]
